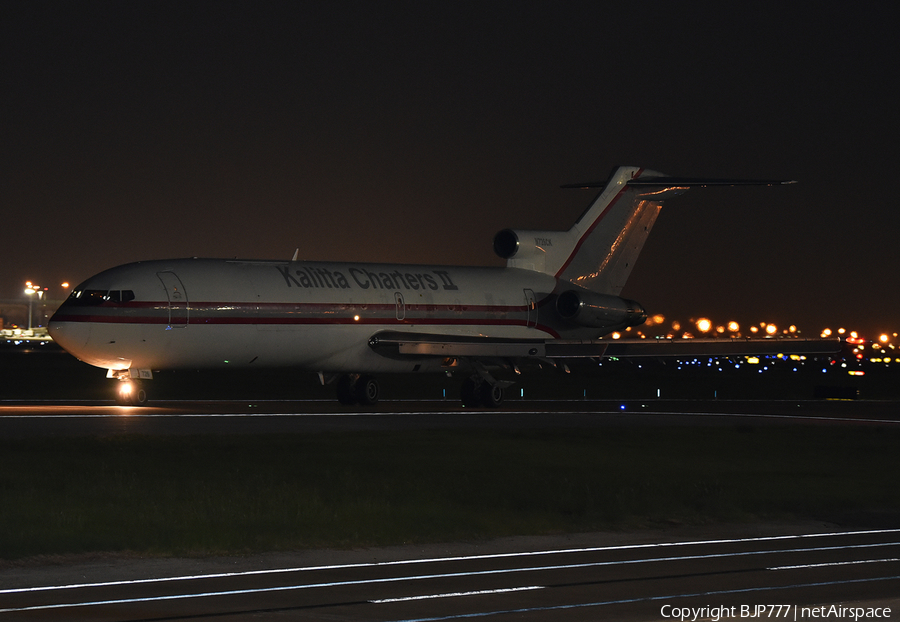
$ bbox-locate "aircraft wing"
[368,332,842,360]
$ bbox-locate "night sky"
[3,2,897,336]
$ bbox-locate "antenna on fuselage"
[291,248,299,262]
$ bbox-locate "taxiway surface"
[1,398,899,438]
[2,398,898,620]
[2,526,899,621]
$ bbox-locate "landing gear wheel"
[115,380,148,406]
[479,382,503,408]
[133,384,148,406]
[355,375,379,405]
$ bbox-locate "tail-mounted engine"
[556,288,647,329]
[493,229,569,274]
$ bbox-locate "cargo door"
[524,289,537,328]
[157,271,188,328]
[395,292,406,321]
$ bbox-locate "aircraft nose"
[48,314,92,354]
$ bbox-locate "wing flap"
[368,331,547,358]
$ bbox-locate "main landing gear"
[460,375,504,408]
[336,374,380,406]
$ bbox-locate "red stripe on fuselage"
[52,301,562,338]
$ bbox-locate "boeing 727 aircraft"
[49,166,837,405]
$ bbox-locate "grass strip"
[1,425,898,559]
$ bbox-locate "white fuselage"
[49,258,603,374]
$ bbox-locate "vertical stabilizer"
[556,166,672,295]
[494,166,675,295]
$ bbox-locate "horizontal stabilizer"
[561,177,797,189]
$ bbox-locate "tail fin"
[493,166,793,295]
[494,166,669,295]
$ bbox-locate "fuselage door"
[395,292,406,321]
[157,271,188,328]
[524,289,537,328]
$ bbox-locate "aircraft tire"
[336,375,358,405]
[114,380,149,406]
[356,375,379,405]
[460,377,481,408]
[479,382,503,408]
[133,385,148,406]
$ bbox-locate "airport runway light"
[728,321,740,333]
[696,318,712,333]
[880,334,890,344]
[765,324,778,336]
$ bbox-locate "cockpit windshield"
[67,289,135,306]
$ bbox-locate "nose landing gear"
[115,379,148,406]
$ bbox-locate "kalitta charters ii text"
[660,604,892,621]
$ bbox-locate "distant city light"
[696,318,712,333]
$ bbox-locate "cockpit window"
[68,289,135,305]
[107,290,135,303]
[69,289,109,305]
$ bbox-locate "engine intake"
[556,289,647,329]
[494,228,569,259]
